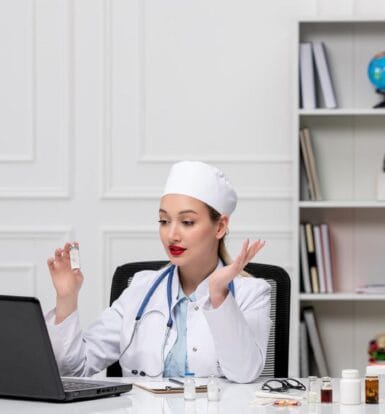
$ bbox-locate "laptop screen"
[0,295,65,400]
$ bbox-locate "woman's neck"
[178,256,219,296]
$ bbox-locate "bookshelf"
[300,293,385,302]
[294,18,385,378]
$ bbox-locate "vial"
[184,372,196,401]
[320,376,333,403]
[365,375,379,404]
[308,376,318,403]
[340,369,361,405]
[207,375,220,401]
[69,243,80,270]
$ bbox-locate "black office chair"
[106,261,290,378]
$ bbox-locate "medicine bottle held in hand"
[184,372,196,401]
[69,243,80,270]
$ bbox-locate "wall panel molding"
[0,0,73,199]
[100,0,292,200]
[0,263,36,296]
[0,0,35,163]
[0,227,72,298]
[102,185,293,200]
[138,155,292,163]
[0,226,73,239]
[101,225,292,306]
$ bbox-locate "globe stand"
[373,89,385,108]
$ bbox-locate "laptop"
[0,295,132,402]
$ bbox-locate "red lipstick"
[169,245,186,256]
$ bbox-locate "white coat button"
[192,347,198,352]
[194,305,199,311]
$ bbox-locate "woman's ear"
[216,215,229,240]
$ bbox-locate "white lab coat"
[45,264,271,384]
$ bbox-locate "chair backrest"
[106,261,290,378]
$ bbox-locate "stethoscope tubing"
[118,264,235,377]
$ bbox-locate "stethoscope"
[119,264,235,377]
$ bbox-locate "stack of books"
[300,222,334,294]
[299,41,337,109]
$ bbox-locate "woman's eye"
[158,219,168,225]
[182,221,194,226]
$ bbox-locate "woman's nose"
[168,224,181,242]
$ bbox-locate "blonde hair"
[206,205,249,277]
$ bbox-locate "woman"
[46,161,271,383]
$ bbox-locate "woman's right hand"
[47,242,84,323]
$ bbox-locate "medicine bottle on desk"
[365,375,379,404]
[308,376,318,403]
[321,376,333,403]
[207,375,220,401]
[184,372,196,401]
[340,369,361,405]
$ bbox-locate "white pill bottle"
[340,369,361,405]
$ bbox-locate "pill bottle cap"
[341,369,359,379]
[366,365,385,376]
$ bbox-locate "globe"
[368,51,385,91]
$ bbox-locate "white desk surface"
[0,378,384,413]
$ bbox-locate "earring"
[225,228,230,236]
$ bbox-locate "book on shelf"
[299,129,316,201]
[303,128,322,200]
[313,225,326,293]
[320,224,334,293]
[312,41,337,109]
[300,224,312,294]
[304,223,319,293]
[356,284,385,294]
[302,306,329,377]
[300,222,334,294]
[300,320,309,377]
[299,128,322,201]
[299,43,317,109]
[300,155,311,200]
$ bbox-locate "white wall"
[1,0,384,376]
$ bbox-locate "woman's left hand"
[208,239,265,308]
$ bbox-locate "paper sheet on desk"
[134,380,208,394]
[250,387,305,407]
[255,390,306,400]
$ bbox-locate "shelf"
[299,17,385,23]
[300,293,385,301]
[299,201,385,208]
[299,109,385,116]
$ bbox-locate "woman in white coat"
[45,161,271,384]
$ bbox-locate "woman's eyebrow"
[178,210,198,215]
[159,208,198,215]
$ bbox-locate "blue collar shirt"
[163,284,196,378]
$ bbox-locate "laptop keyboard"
[63,380,100,391]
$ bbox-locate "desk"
[0,378,384,413]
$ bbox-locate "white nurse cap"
[162,161,238,216]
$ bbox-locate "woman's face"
[159,194,227,267]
